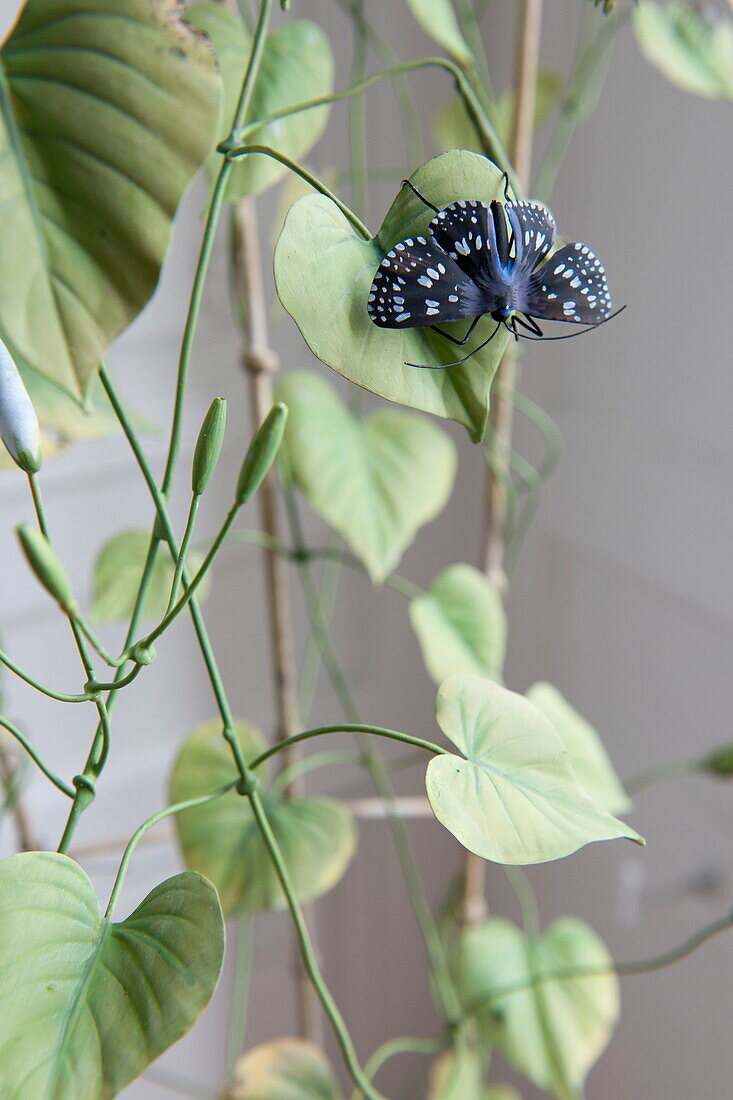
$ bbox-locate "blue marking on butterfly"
[367,184,614,366]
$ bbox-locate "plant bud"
[701,746,733,778]
[235,402,288,505]
[192,397,227,495]
[16,524,77,614]
[0,339,41,473]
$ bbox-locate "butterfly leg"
[513,313,543,337]
[400,179,440,214]
[428,316,481,347]
[502,171,511,201]
[406,321,501,369]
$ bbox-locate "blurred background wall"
[0,1,731,1097]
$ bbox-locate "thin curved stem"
[167,494,200,614]
[105,783,236,919]
[248,724,446,771]
[161,0,276,497]
[332,0,423,166]
[247,790,389,1100]
[482,910,733,1005]
[351,1037,443,1100]
[0,716,74,798]
[624,758,702,796]
[503,866,539,936]
[0,648,90,703]
[98,366,253,789]
[225,145,370,237]
[230,56,516,191]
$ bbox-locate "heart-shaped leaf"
[425,674,644,864]
[403,0,472,66]
[458,918,619,1100]
[226,1039,342,1100]
[274,151,510,441]
[0,0,221,399]
[170,718,357,915]
[276,371,456,583]
[0,851,224,1100]
[634,1,733,100]
[410,564,506,684]
[188,4,334,198]
[90,529,210,624]
[525,682,630,815]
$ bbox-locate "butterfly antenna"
[405,321,502,369]
[514,305,627,342]
[400,179,439,213]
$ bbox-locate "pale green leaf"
[90,529,210,624]
[426,674,644,864]
[188,4,334,198]
[274,151,511,441]
[459,917,619,1100]
[171,719,357,916]
[404,0,473,66]
[633,2,733,99]
[484,1087,522,1100]
[227,1039,342,1100]
[0,851,224,1100]
[426,1048,485,1100]
[276,371,456,583]
[410,564,506,684]
[526,682,630,814]
[0,0,221,399]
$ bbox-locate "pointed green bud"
[192,397,227,495]
[235,402,288,505]
[701,746,733,778]
[0,339,41,473]
[16,524,77,614]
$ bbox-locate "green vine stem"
[248,724,446,771]
[232,188,321,1041]
[167,494,200,614]
[333,0,423,166]
[0,647,90,703]
[247,789,390,1100]
[350,1036,443,1100]
[0,716,74,798]
[227,55,517,192]
[282,489,463,1028]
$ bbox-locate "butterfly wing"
[519,242,612,323]
[427,200,495,284]
[368,236,490,329]
[505,200,557,275]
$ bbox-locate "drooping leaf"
[0,0,221,399]
[525,682,630,814]
[403,0,473,66]
[633,1,733,100]
[274,151,511,442]
[188,4,334,198]
[275,371,456,583]
[458,917,619,1100]
[90,529,210,624]
[409,564,506,684]
[425,674,644,864]
[426,1048,485,1100]
[225,1039,342,1100]
[170,719,357,915]
[0,852,224,1100]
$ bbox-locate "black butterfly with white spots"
[367,179,615,367]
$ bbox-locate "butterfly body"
[368,187,613,364]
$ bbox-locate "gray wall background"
[0,1,731,1097]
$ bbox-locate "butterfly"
[367,177,618,367]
